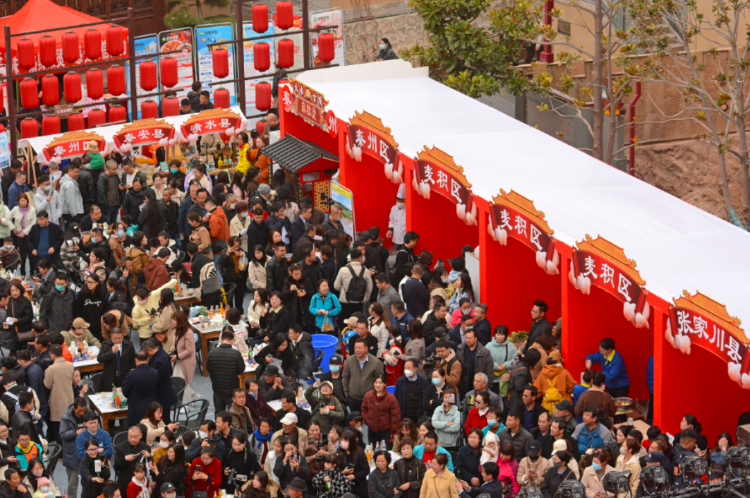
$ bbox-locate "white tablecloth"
[72,346,100,368]
[89,392,127,414]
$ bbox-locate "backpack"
[541,375,563,415]
[345,265,367,302]
[388,249,413,283]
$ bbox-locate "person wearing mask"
[581,449,616,498]
[615,438,642,497]
[394,359,430,422]
[571,406,615,455]
[585,337,630,399]
[517,439,551,490]
[342,338,384,414]
[375,38,399,60]
[386,185,407,249]
[33,176,61,227]
[540,451,577,498]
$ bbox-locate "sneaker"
[191,392,201,400]
[185,404,195,413]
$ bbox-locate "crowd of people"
[0,113,743,498]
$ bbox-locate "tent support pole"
[236,0,246,114]
[5,26,18,161]
[128,7,138,123]
[302,0,310,70]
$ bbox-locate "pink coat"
[175,330,196,384]
[497,458,520,498]
[450,308,475,327]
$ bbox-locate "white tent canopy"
[21,105,248,155]
[299,61,750,327]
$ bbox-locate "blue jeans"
[104,206,119,225]
[213,254,224,286]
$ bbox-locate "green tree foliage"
[164,0,232,30]
[402,0,544,97]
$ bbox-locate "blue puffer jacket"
[413,444,454,472]
[575,422,607,455]
[586,350,629,389]
[308,291,341,329]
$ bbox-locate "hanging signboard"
[569,235,650,329]
[180,108,246,141]
[158,28,194,100]
[42,131,106,164]
[665,291,750,389]
[196,23,237,106]
[112,119,176,152]
[488,189,560,275]
[242,22,276,115]
[134,35,160,120]
[411,146,478,226]
[281,79,328,130]
[330,181,355,238]
[345,110,401,183]
[310,9,346,67]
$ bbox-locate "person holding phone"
[187,447,222,498]
[273,439,309,493]
[431,388,461,451]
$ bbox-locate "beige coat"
[333,261,373,303]
[174,330,196,384]
[271,428,307,454]
[248,261,266,291]
[141,418,167,446]
[517,454,552,488]
[229,213,252,252]
[44,357,75,421]
[151,303,178,352]
[615,454,642,497]
[419,469,459,498]
[581,465,616,498]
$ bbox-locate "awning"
[262,135,339,173]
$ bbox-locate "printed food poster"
[196,24,237,107]
[310,9,346,68]
[330,181,355,237]
[242,22,276,115]
[134,35,160,120]
[158,28,195,100]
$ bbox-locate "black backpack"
[345,265,367,302]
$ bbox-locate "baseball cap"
[160,483,176,493]
[280,413,298,425]
[527,440,542,456]
[554,400,574,412]
[347,411,363,421]
[72,318,90,329]
[264,365,280,376]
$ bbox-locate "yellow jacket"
[237,143,251,175]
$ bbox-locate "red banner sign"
[488,190,559,275]
[569,235,650,328]
[42,131,105,163]
[180,109,244,142]
[283,79,328,130]
[344,111,401,183]
[112,119,176,151]
[666,291,750,389]
[412,147,477,225]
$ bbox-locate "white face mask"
[397,202,405,210]
[32,470,43,477]
[404,370,414,378]
[138,299,148,306]
[166,493,176,498]
[40,487,49,493]
[160,442,170,449]
[199,431,208,439]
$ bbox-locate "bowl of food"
[614,397,634,413]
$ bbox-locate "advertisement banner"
[134,35,160,120]
[273,13,305,71]
[196,24,237,107]
[158,28,195,101]
[242,22,276,116]
[330,181,355,238]
[310,9,346,68]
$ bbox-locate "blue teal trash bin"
[312,334,338,373]
[386,386,395,395]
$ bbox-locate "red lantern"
[107,64,126,96]
[256,120,266,136]
[63,71,82,103]
[276,1,294,30]
[106,25,124,56]
[214,88,230,108]
[256,82,272,111]
[212,49,229,79]
[67,112,85,132]
[86,68,103,99]
[139,61,157,91]
[17,38,35,70]
[41,74,59,107]
[20,77,39,110]
[252,4,268,33]
[278,38,294,68]
[42,116,60,136]
[109,105,127,123]
[141,100,158,119]
[84,29,102,60]
[39,35,56,68]
[20,118,38,139]
[62,31,79,64]
[254,42,270,72]
[318,33,335,63]
[160,57,178,88]
[87,109,106,127]
[162,96,180,117]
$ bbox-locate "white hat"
[280,412,298,425]
[552,439,567,453]
[397,183,405,199]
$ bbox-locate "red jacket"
[186,456,222,498]
[464,407,487,435]
[126,477,151,498]
[361,389,401,433]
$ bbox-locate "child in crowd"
[450,297,474,327]
[480,432,500,465]
[312,452,351,498]
[126,463,150,498]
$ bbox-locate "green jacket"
[87,152,105,170]
[304,385,345,434]
[120,169,148,191]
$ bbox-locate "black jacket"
[153,460,187,496]
[524,317,552,354]
[122,363,158,425]
[281,275,311,326]
[247,220,268,251]
[80,454,111,498]
[77,169,96,211]
[75,289,105,337]
[220,248,246,284]
[292,332,315,370]
[178,197,195,239]
[364,244,384,274]
[1,171,14,208]
[11,409,40,445]
[460,478,503,498]
[474,318,492,346]
[393,455,427,498]
[148,348,177,415]
[540,466,577,498]
[393,374,430,422]
[347,333,378,357]
[187,91,201,112]
[423,313,447,347]
[96,171,122,208]
[265,255,288,293]
[290,217,308,251]
[104,290,129,314]
[206,343,246,396]
[455,444,482,483]
[0,481,31,498]
[6,295,32,333]
[320,258,338,287]
[401,277,430,319]
[541,434,580,460]
[221,447,261,492]
[0,437,17,473]
[26,222,64,265]
[40,287,75,334]
[164,200,179,233]
[259,307,291,340]
[392,248,416,286]
[113,440,151,497]
[97,339,136,391]
[22,362,47,411]
[254,344,294,379]
[122,190,146,227]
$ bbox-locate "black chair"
[4,253,20,272]
[173,424,193,439]
[174,399,209,430]
[222,282,236,306]
[89,372,103,392]
[175,251,186,264]
[195,336,203,376]
[44,442,61,476]
[171,377,187,419]
[113,431,129,448]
